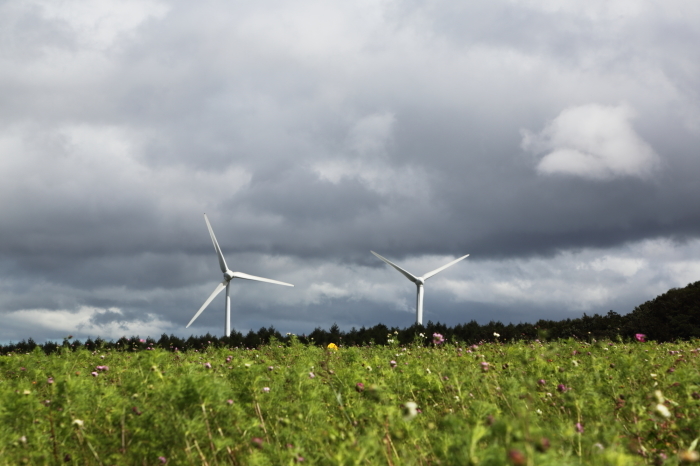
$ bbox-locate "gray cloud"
[1,0,699,343]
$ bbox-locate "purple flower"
[204,362,211,369]
[139,339,146,343]
[91,371,98,377]
[635,333,646,342]
[390,360,397,367]
[356,382,365,393]
[268,366,274,371]
[251,437,264,448]
[480,362,489,372]
[575,422,584,433]
[158,457,167,464]
[557,384,567,393]
[47,377,54,384]
[226,399,234,405]
[262,387,270,393]
[432,333,445,345]
[537,379,546,385]
[308,372,315,379]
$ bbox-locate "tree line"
[2,280,697,355]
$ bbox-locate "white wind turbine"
[371,251,469,325]
[186,214,293,337]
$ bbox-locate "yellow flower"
[327,343,339,351]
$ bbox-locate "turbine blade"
[204,213,228,274]
[231,272,294,287]
[371,251,419,284]
[423,254,470,280]
[186,281,227,328]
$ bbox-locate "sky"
[1,0,699,343]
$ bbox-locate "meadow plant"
[0,337,698,464]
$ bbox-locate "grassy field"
[1,335,699,465]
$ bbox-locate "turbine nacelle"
[224,270,236,281]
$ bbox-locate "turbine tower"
[187,214,293,337]
[371,251,469,325]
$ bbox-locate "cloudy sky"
[1,0,699,343]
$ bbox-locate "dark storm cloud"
[1,0,699,342]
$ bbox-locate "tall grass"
[1,336,698,465]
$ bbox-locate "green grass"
[1,336,699,465]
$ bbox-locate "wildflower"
[557,384,567,392]
[158,457,167,464]
[680,450,700,463]
[47,377,54,384]
[139,339,146,343]
[20,367,26,371]
[19,435,27,444]
[537,379,546,385]
[507,449,526,465]
[356,382,365,393]
[480,362,489,372]
[251,437,264,448]
[91,372,98,377]
[402,401,418,421]
[262,387,270,393]
[575,422,584,433]
[493,332,500,338]
[635,334,646,342]
[655,403,671,418]
[132,406,142,415]
[366,366,372,372]
[536,438,550,452]
[536,409,543,415]
[432,333,445,345]
[268,366,274,371]
[327,343,338,351]
[226,399,234,405]
[72,419,84,427]
[390,360,397,368]
[425,368,431,374]
[226,356,232,363]
[95,365,109,371]
[309,372,315,379]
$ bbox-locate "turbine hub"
[224,270,235,281]
[416,277,425,286]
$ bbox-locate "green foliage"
[623,281,700,341]
[1,339,699,465]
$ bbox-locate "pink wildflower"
[262,387,270,393]
[635,334,646,342]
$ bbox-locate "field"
[1,335,699,465]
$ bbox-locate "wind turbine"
[371,251,469,325]
[186,214,293,337]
